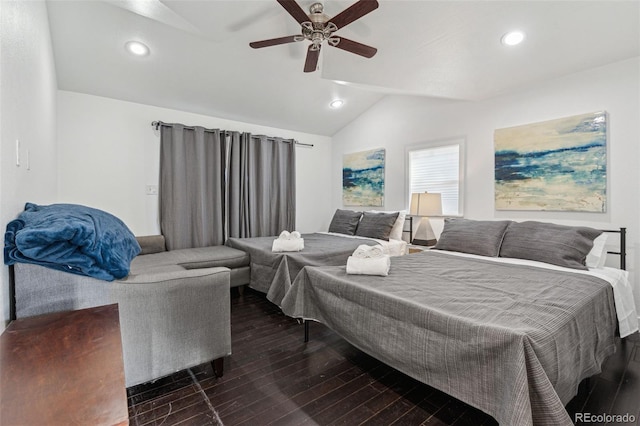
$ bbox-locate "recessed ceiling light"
[330,99,344,109]
[125,41,150,56]
[501,31,525,46]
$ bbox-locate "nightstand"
[407,244,431,254]
[1,305,128,426]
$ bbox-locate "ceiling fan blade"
[330,37,377,58]
[277,0,310,25]
[250,35,301,49]
[329,0,379,30]
[304,45,321,73]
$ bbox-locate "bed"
[226,232,406,305]
[225,209,408,306]
[280,219,638,426]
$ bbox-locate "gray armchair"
[13,262,231,387]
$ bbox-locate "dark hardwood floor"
[127,288,640,426]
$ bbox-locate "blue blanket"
[4,203,141,281]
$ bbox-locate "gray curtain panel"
[227,133,296,238]
[160,124,296,249]
[159,124,226,250]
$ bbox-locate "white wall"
[0,1,59,329]
[56,91,333,236]
[332,57,640,315]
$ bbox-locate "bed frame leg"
[304,320,309,342]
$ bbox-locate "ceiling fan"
[250,0,379,73]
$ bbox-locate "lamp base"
[411,217,438,247]
[412,238,437,247]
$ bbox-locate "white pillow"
[367,210,406,241]
[586,233,608,269]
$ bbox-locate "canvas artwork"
[343,148,385,206]
[494,111,607,212]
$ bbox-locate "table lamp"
[409,192,443,246]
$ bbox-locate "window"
[406,139,464,216]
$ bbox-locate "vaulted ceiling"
[47,0,640,136]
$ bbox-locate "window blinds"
[408,144,460,216]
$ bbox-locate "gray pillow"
[328,209,363,235]
[433,218,512,257]
[354,211,400,241]
[136,235,166,255]
[499,221,602,270]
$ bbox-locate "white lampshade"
[409,192,443,217]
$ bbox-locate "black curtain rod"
[151,121,313,147]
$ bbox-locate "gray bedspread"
[225,233,377,305]
[280,250,617,426]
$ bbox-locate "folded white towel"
[272,238,304,252]
[278,230,302,240]
[346,255,390,276]
[352,244,386,259]
[279,230,291,240]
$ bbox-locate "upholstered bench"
[13,261,232,387]
[134,235,250,288]
[11,236,250,387]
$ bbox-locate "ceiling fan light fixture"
[330,99,344,109]
[501,31,525,46]
[125,40,150,56]
[328,37,340,47]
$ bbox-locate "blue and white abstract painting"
[343,148,385,206]
[495,111,607,212]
